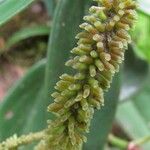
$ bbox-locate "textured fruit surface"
[36,0,137,149]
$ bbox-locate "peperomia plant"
[36,0,137,149]
[0,0,140,150]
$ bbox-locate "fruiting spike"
[39,0,138,149]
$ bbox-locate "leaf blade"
[44,0,86,99]
[6,25,50,50]
[43,0,57,17]
[116,77,150,149]
[0,60,47,140]
[0,0,35,26]
[84,74,120,149]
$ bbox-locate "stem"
[0,130,45,149]
[109,134,150,150]
[134,135,150,146]
[108,134,128,149]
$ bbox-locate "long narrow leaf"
[44,0,85,99]
[43,0,57,17]
[117,77,150,149]
[6,25,50,50]
[84,74,120,149]
[0,60,47,141]
[0,0,35,26]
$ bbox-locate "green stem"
[108,134,128,149]
[0,130,45,150]
[109,134,150,150]
[134,135,150,146]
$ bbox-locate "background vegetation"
[0,0,150,149]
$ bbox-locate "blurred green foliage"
[0,0,150,150]
[0,0,34,25]
[131,11,150,62]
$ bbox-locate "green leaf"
[5,25,50,50]
[84,74,120,150]
[0,60,53,150]
[116,45,150,149]
[120,45,149,100]
[44,0,86,99]
[43,0,57,17]
[0,59,48,140]
[116,76,150,149]
[0,0,35,26]
[131,11,150,62]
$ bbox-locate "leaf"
[44,0,86,99]
[5,25,50,50]
[120,45,149,100]
[0,0,35,26]
[131,11,150,62]
[0,60,53,150]
[43,0,57,17]
[84,74,120,150]
[0,59,49,141]
[116,76,150,149]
